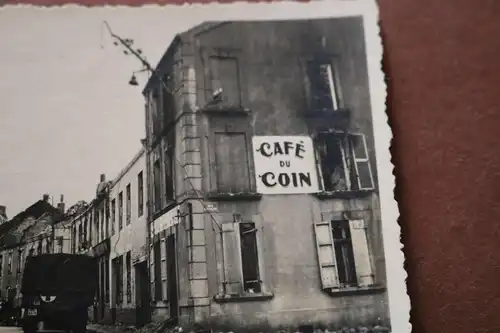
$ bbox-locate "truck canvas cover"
[21,254,97,307]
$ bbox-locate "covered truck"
[19,253,98,333]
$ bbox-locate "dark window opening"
[111,199,116,235]
[118,192,124,231]
[239,222,261,293]
[126,184,131,225]
[138,171,144,217]
[113,256,123,304]
[162,76,176,129]
[315,133,374,191]
[306,60,340,112]
[153,240,162,300]
[164,146,175,204]
[151,89,162,140]
[153,160,162,213]
[126,251,132,303]
[331,220,357,286]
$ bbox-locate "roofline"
[142,35,182,95]
[110,148,146,189]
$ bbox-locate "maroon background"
[3,0,500,332]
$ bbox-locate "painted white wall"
[108,149,147,309]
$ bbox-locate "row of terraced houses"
[0,18,390,332]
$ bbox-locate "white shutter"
[221,222,243,295]
[349,219,374,286]
[350,134,374,190]
[313,221,339,289]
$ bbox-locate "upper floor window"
[7,252,12,275]
[111,199,116,235]
[209,56,242,107]
[315,132,374,192]
[214,132,251,193]
[162,74,176,129]
[164,134,175,204]
[153,159,162,213]
[118,192,124,231]
[150,89,162,140]
[126,183,131,225]
[137,172,144,217]
[305,60,342,112]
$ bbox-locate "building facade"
[70,149,148,326]
[143,18,389,331]
[0,195,69,307]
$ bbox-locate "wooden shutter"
[349,134,374,190]
[221,222,242,295]
[348,219,374,286]
[313,221,339,289]
[215,133,250,193]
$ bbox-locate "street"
[0,327,20,333]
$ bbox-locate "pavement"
[0,326,22,333]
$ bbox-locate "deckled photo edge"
[0,1,408,333]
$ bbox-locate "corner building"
[144,18,389,331]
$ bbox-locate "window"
[306,60,341,112]
[209,56,241,106]
[83,217,88,244]
[214,132,250,193]
[0,255,3,277]
[137,172,144,217]
[113,256,124,305]
[7,252,12,275]
[56,237,64,253]
[151,89,162,140]
[118,192,123,231]
[126,184,131,225]
[153,160,162,213]
[221,220,262,295]
[126,251,132,303]
[96,210,100,243]
[164,144,175,204]
[162,76,175,128]
[313,219,374,290]
[78,224,83,249]
[315,133,374,192]
[17,249,23,273]
[153,239,162,301]
[111,199,116,235]
[160,238,167,301]
[105,205,109,238]
[100,208,105,240]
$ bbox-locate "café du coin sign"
[252,136,319,195]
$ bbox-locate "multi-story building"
[0,194,68,306]
[142,18,389,331]
[70,149,148,326]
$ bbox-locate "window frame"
[313,218,375,291]
[314,131,375,192]
[138,171,144,217]
[218,215,269,298]
[126,183,131,225]
[207,117,255,194]
[302,56,344,113]
[118,192,124,231]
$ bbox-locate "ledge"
[324,285,386,297]
[312,189,374,200]
[302,107,351,119]
[213,291,274,303]
[205,192,262,202]
[199,104,251,116]
[151,201,178,221]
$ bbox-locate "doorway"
[166,234,179,323]
[134,261,151,327]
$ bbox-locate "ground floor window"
[221,216,263,295]
[314,219,374,290]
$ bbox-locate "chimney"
[0,206,6,218]
[57,194,65,213]
[43,194,50,202]
[100,174,106,183]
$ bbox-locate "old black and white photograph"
[0,2,407,333]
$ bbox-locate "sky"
[0,6,209,217]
